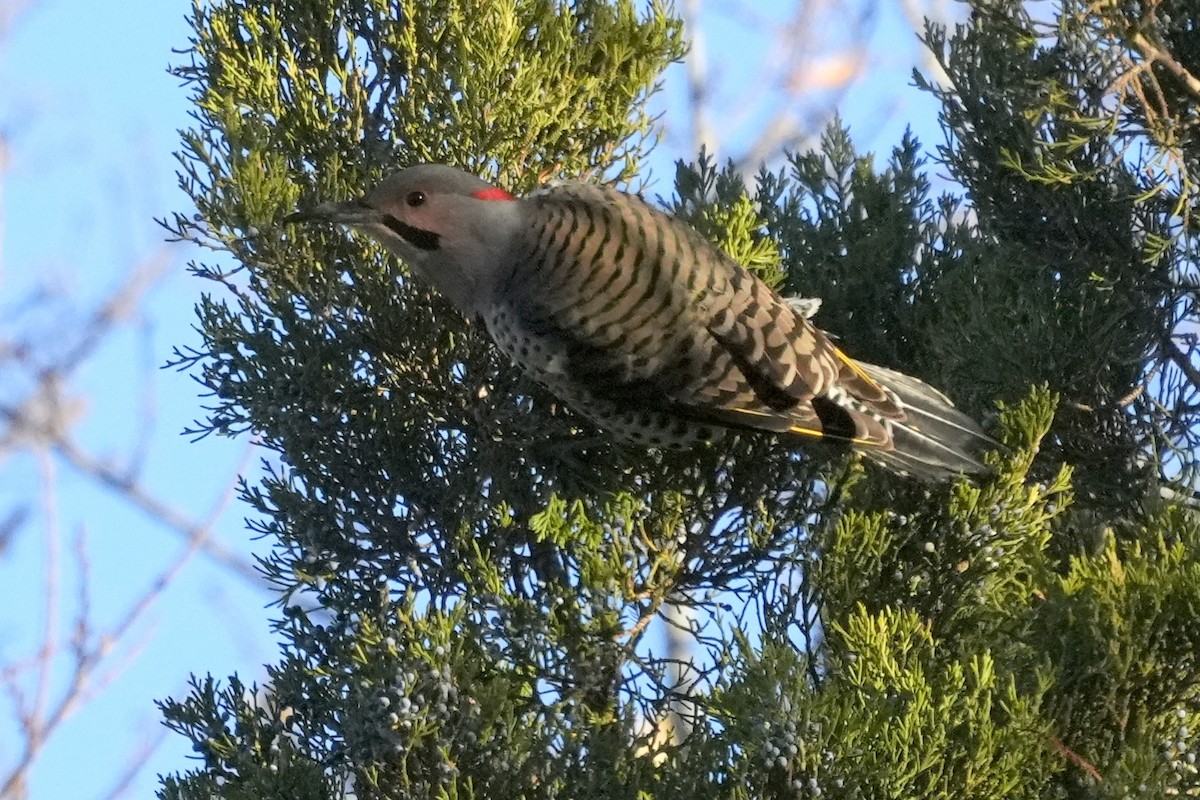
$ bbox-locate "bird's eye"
[406,191,426,208]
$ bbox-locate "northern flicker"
[287,164,994,480]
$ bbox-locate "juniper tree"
[160,1,1200,798]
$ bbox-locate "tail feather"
[856,362,996,481]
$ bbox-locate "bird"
[287,164,994,480]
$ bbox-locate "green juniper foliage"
[161,0,1199,798]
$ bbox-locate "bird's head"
[288,164,518,315]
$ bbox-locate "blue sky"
[0,1,948,796]
[2,2,274,796]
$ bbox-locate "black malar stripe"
[382,216,440,251]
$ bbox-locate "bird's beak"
[284,197,383,225]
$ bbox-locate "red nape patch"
[472,187,515,201]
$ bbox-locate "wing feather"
[492,180,948,458]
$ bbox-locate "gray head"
[289,164,519,315]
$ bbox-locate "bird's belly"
[482,306,574,385]
[482,307,717,448]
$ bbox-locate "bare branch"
[99,725,169,800]
[1162,334,1200,400]
[0,0,33,43]
[0,449,250,797]
[0,5,262,792]
[0,130,7,285]
[1130,31,1200,101]
[681,0,714,153]
[51,433,260,582]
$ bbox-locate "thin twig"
[1129,31,1200,100]
[1162,335,1200,398]
[50,433,260,583]
[99,725,169,800]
